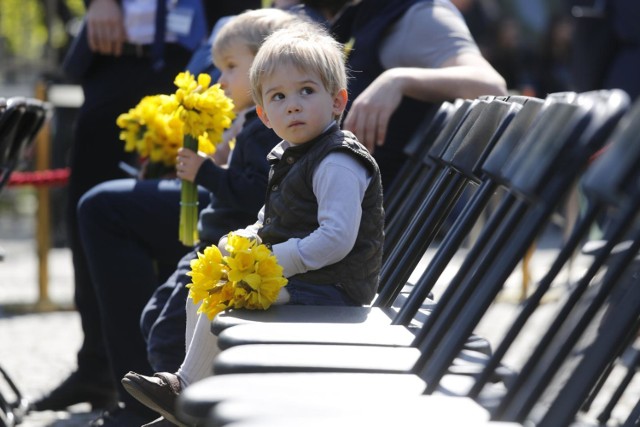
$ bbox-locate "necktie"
[152,0,167,70]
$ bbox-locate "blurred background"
[0,0,574,255]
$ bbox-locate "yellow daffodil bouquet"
[116,71,235,246]
[186,233,288,320]
[116,94,217,178]
[173,72,235,246]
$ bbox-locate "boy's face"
[256,63,347,145]
[214,42,255,113]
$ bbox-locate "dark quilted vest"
[258,124,384,305]
[331,0,437,187]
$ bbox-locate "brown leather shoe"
[121,372,186,427]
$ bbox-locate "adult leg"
[34,49,190,414]
[78,178,208,416]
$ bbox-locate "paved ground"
[0,207,638,426]
[0,237,100,427]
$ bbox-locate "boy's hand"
[176,148,206,182]
[212,140,231,166]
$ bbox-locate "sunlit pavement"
[0,223,638,426]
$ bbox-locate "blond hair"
[249,24,348,112]
[212,8,303,63]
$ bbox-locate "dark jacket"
[259,125,384,305]
[195,109,280,245]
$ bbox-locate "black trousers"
[65,45,191,405]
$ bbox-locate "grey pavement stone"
[0,227,638,426]
[0,242,101,426]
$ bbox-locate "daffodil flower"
[186,233,288,320]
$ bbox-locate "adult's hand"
[86,0,126,56]
[342,69,404,153]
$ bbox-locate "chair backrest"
[0,98,28,191]
[378,89,635,426]
[383,100,459,222]
[383,99,476,252]
[491,95,640,426]
[0,97,49,192]
[376,98,520,307]
[9,98,48,163]
[392,96,547,326]
[413,89,630,393]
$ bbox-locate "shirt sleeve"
[272,151,371,277]
[379,0,481,69]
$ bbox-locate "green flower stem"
[179,134,199,246]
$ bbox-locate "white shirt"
[122,0,179,45]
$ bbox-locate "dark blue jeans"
[67,49,191,389]
[286,278,359,306]
[77,178,209,402]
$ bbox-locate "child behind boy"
[75,9,305,426]
[122,23,385,426]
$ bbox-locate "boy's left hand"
[176,148,206,182]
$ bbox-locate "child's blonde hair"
[212,8,302,64]
[249,24,348,115]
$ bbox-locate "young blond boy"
[123,23,384,427]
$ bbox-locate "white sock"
[184,298,199,352]
[176,306,220,387]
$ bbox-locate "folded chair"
[417,89,629,393]
[0,97,48,191]
[178,90,640,427]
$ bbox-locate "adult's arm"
[343,0,507,151]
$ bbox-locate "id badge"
[167,7,194,36]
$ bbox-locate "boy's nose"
[217,75,227,90]
[287,102,301,113]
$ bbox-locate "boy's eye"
[301,87,314,95]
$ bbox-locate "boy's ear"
[333,88,348,116]
[256,105,272,128]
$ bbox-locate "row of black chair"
[0,96,50,427]
[175,90,639,426]
[0,97,49,193]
